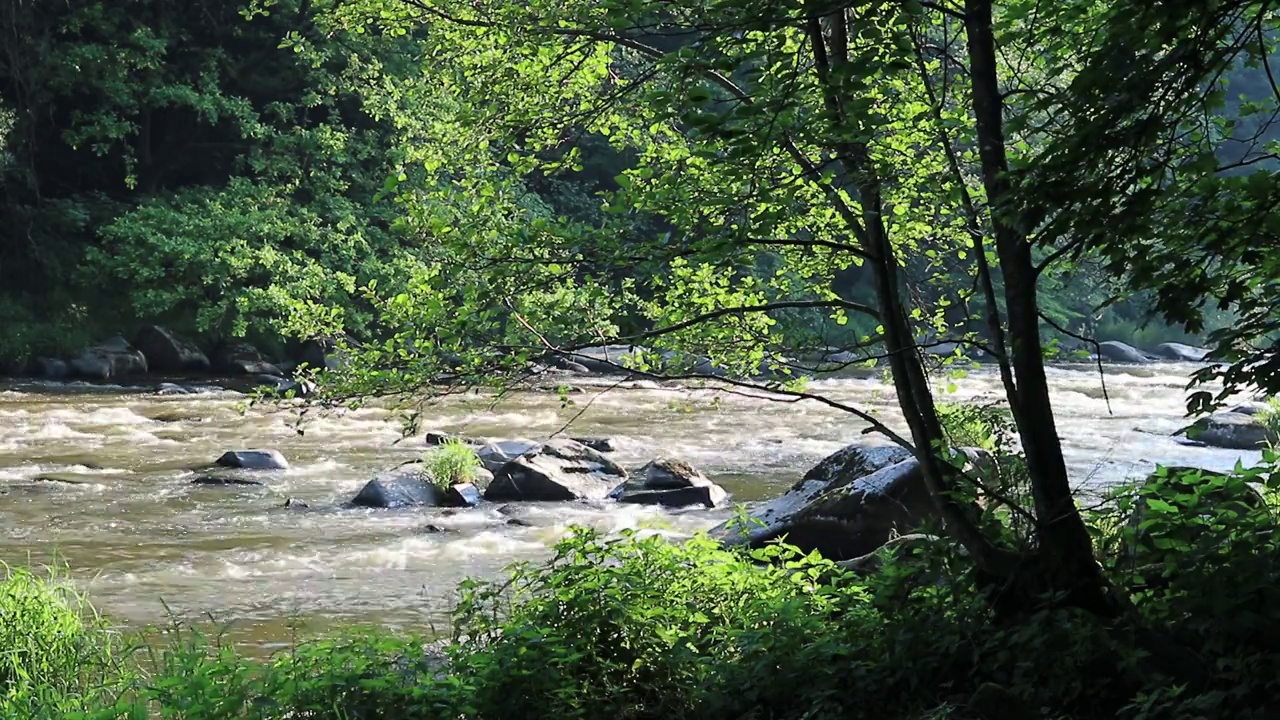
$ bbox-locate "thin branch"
[1037,311,1113,415]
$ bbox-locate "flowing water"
[0,364,1261,650]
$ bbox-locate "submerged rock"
[33,473,96,486]
[1097,341,1153,364]
[425,431,483,446]
[709,442,930,560]
[1149,342,1210,363]
[284,497,310,510]
[350,463,443,508]
[192,475,265,487]
[69,336,148,380]
[1183,412,1276,449]
[484,439,628,502]
[135,325,210,373]
[215,449,290,470]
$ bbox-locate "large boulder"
[69,336,148,380]
[215,449,290,470]
[350,464,444,508]
[1149,342,1210,363]
[1183,412,1276,449]
[611,457,728,508]
[213,342,281,376]
[1097,341,1153,364]
[476,439,542,474]
[710,442,936,560]
[134,325,210,373]
[484,439,628,502]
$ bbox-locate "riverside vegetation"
[6,0,1280,719]
[9,443,1280,719]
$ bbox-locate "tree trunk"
[805,7,1012,575]
[962,0,1121,616]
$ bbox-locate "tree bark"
[963,0,1121,615]
[805,5,1013,576]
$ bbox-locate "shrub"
[422,439,483,489]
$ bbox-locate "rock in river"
[444,482,483,508]
[611,457,728,508]
[69,336,148,380]
[1097,341,1153,364]
[1149,342,1210,363]
[31,357,69,379]
[1182,412,1276,450]
[351,463,443,508]
[476,439,542,474]
[710,442,945,560]
[639,457,708,489]
[215,449,290,470]
[135,325,210,373]
[572,437,617,453]
[213,342,281,376]
[484,439,628,502]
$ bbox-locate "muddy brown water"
[0,364,1261,651]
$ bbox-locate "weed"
[422,439,483,489]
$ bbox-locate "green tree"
[308,0,1210,614]
[1012,3,1280,409]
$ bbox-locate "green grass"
[422,439,483,489]
[0,564,127,718]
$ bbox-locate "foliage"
[11,480,1280,720]
[422,440,483,488]
[0,0,447,351]
[0,565,126,718]
[935,401,1014,454]
[1256,398,1280,443]
[1010,0,1280,410]
[123,625,450,720]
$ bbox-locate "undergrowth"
[7,455,1280,720]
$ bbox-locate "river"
[0,363,1260,650]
